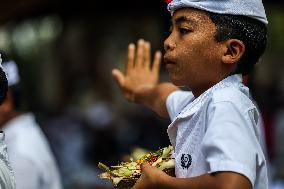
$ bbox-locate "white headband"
[0,54,2,70]
[167,0,268,24]
[2,60,20,87]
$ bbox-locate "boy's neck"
[191,73,236,98]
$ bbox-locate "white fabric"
[0,132,15,189]
[166,74,268,189]
[3,113,62,189]
[2,61,20,87]
[0,54,2,69]
[167,0,268,24]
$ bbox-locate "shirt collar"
[178,74,243,118]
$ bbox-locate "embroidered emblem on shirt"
[181,154,192,169]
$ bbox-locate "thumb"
[112,69,125,87]
[140,163,151,172]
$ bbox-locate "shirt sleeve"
[166,90,194,121]
[201,100,265,186]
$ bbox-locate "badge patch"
[181,154,192,169]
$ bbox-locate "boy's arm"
[112,39,179,118]
[132,164,251,189]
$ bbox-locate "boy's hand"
[132,163,169,189]
[112,39,162,102]
[132,165,252,189]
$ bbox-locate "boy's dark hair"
[0,68,8,104]
[208,13,267,75]
[0,51,8,104]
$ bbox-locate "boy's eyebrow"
[174,16,197,27]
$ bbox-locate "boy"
[112,0,268,188]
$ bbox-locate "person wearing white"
[0,55,62,189]
[0,53,16,189]
[166,74,268,189]
[3,114,62,189]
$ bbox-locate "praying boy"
[112,0,268,188]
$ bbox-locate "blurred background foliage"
[0,0,283,188]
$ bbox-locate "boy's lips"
[164,59,176,70]
[164,56,176,70]
[164,57,176,65]
[165,60,176,65]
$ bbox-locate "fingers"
[127,44,135,74]
[112,69,125,88]
[136,39,145,68]
[144,42,151,68]
[130,163,150,189]
[126,39,161,73]
[140,163,151,171]
[152,51,162,75]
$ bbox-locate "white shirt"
[0,132,15,189]
[3,113,62,189]
[166,74,268,189]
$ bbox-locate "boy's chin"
[170,79,186,88]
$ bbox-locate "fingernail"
[112,69,117,75]
[129,43,134,49]
[138,39,144,45]
[156,51,162,57]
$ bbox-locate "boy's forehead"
[172,8,211,25]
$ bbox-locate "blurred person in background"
[0,51,62,189]
[0,53,16,189]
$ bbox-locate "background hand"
[112,39,161,102]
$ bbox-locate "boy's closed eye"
[178,27,192,34]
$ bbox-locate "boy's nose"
[164,37,176,52]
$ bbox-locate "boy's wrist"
[156,172,175,189]
[133,85,156,104]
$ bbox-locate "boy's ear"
[222,39,245,64]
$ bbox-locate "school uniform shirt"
[166,74,268,189]
[3,113,62,189]
[0,132,15,189]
